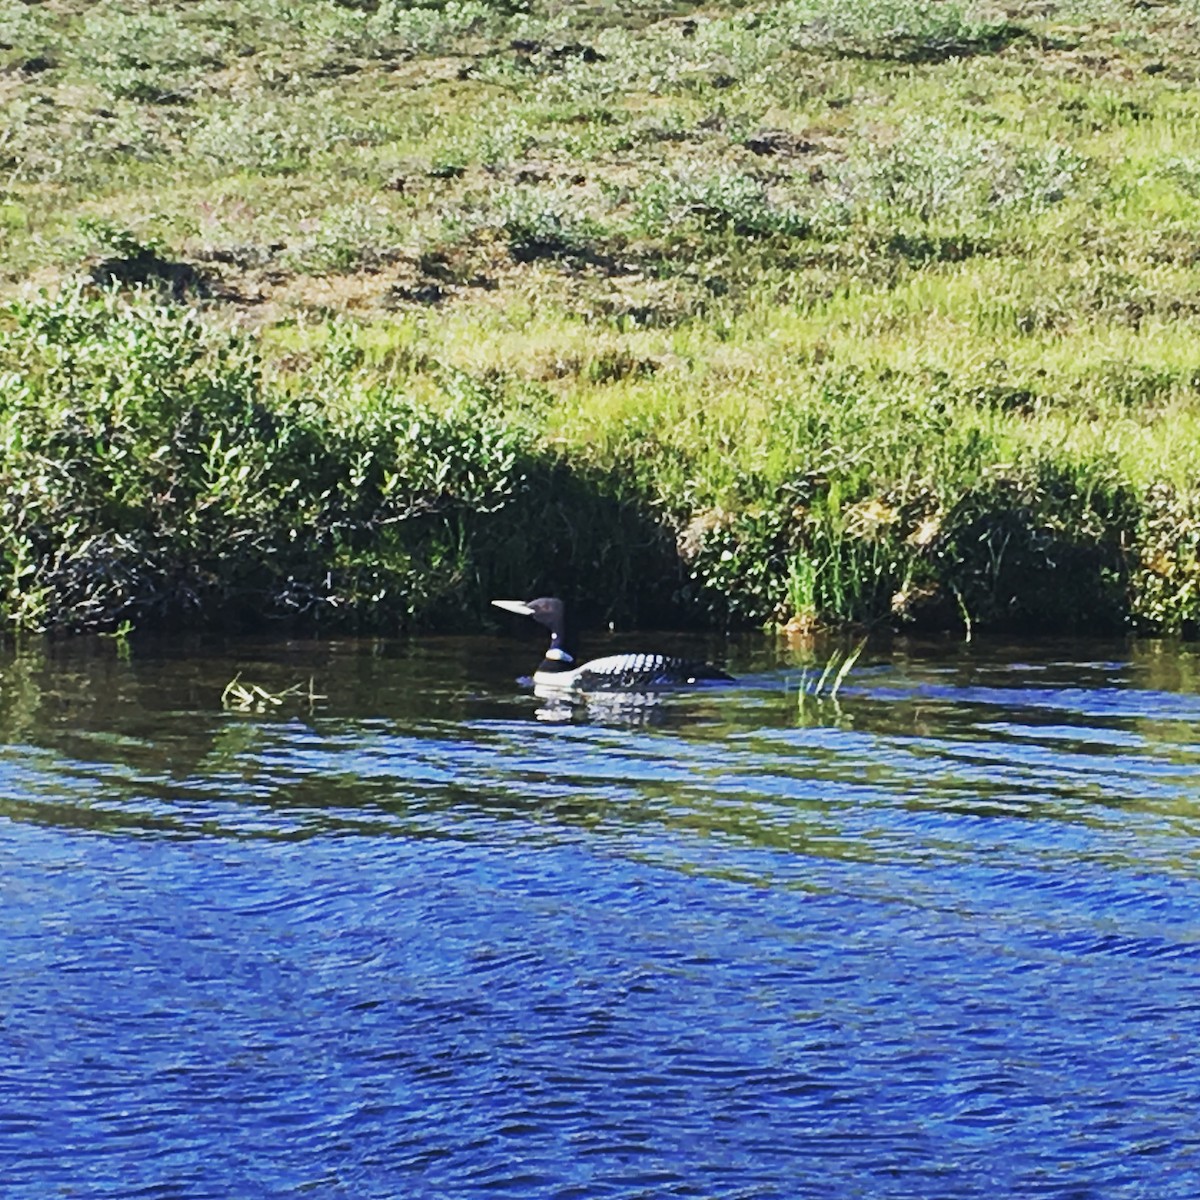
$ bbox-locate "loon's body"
[492,597,734,692]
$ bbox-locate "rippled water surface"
[3,632,1200,1198]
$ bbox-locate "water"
[3,633,1200,1199]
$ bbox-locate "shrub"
[781,0,1022,62]
[1132,484,1200,635]
[189,97,394,173]
[834,120,1087,228]
[637,170,811,239]
[367,0,499,51]
[464,186,608,262]
[0,291,530,631]
[288,201,407,274]
[77,5,227,101]
[924,458,1137,633]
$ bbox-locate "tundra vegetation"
[2,0,1200,635]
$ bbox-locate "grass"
[3,0,1200,634]
[793,638,867,707]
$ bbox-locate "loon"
[491,597,734,692]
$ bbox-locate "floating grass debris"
[221,673,326,713]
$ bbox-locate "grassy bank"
[3,0,1200,634]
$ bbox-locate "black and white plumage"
[491,597,734,692]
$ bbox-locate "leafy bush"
[237,0,506,64]
[0,3,55,56]
[835,120,1086,226]
[459,186,609,262]
[1132,484,1200,635]
[0,291,531,631]
[288,201,408,273]
[929,459,1137,633]
[367,0,499,50]
[77,4,228,101]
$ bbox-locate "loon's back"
[535,652,734,692]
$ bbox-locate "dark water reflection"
[2,632,1200,1198]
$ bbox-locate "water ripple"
[1,639,1200,1197]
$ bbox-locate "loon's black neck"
[537,644,576,676]
[538,604,575,668]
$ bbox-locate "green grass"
[4,0,1200,633]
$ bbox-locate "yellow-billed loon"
[491,597,734,691]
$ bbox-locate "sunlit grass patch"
[76,4,229,103]
[283,200,412,275]
[636,168,812,238]
[780,0,1024,61]
[187,90,412,175]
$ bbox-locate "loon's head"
[492,597,574,672]
[492,596,566,640]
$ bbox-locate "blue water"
[2,636,1199,1198]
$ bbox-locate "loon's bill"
[491,599,540,618]
[491,596,734,692]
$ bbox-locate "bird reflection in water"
[532,684,672,727]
